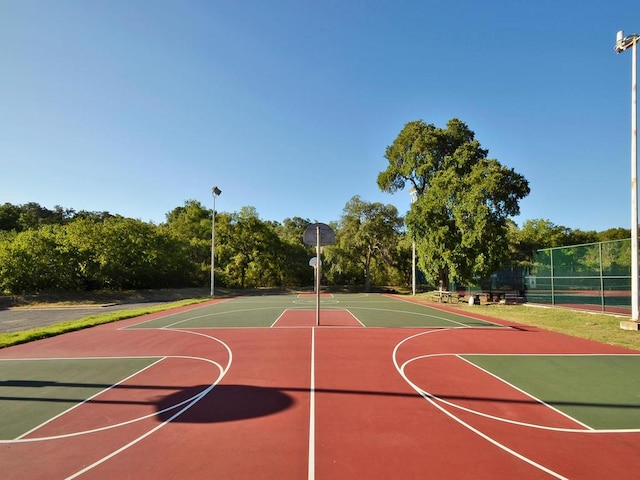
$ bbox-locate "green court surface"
[0,357,159,440]
[464,354,640,430]
[127,294,499,329]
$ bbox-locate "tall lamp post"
[409,186,418,296]
[210,186,222,297]
[615,31,639,324]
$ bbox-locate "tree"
[274,217,315,286]
[328,196,403,291]
[0,203,21,231]
[598,227,631,242]
[511,219,570,262]
[379,118,530,288]
[92,217,194,289]
[163,199,212,284]
[393,233,415,288]
[509,219,605,265]
[164,200,211,238]
[215,207,278,288]
[0,227,79,293]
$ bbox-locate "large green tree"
[274,217,315,286]
[216,207,280,288]
[163,199,213,284]
[326,196,403,291]
[0,227,79,293]
[378,118,530,289]
[0,218,196,294]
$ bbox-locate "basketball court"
[1,293,639,479]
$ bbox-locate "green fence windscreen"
[527,239,634,314]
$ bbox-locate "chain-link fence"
[526,239,633,314]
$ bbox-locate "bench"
[482,290,525,304]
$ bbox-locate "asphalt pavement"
[0,302,166,334]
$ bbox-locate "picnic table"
[430,291,464,303]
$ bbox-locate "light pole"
[615,31,639,323]
[210,186,222,297]
[409,186,418,296]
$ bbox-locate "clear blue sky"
[1,1,639,231]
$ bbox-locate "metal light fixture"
[211,186,222,297]
[615,31,639,323]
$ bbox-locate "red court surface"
[1,298,640,479]
[275,309,363,327]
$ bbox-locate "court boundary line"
[387,294,505,327]
[456,353,640,433]
[347,305,502,328]
[344,309,365,327]
[392,328,569,480]
[297,293,335,298]
[1,354,228,443]
[401,353,594,433]
[158,306,285,329]
[271,309,287,328]
[271,309,365,328]
[65,328,233,479]
[396,332,640,434]
[308,327,315,480]
[456,354,593,431]
[403,354,640,433]
[120,298,234,329]
[122,294,504,330]
[14,356,166,441]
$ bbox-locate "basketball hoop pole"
[316,224,321,326]
[303,222,335,327]
[210,186,222,297]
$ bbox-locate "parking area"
[0,302,166,333]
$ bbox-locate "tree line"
[0,118,630,295]
[0,199,627,296]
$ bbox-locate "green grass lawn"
[426,295,640,352]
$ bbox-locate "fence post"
[550,249,555,306]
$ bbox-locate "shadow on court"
[157,384,295,423]
[3,377,639,435]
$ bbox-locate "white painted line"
[122,298,234,329]
[308,327,316,480]
[161,305,276,329]
[392,329,569,480]
[271,309,288,328]
[456,355,593,431]
[400,353,597,433]
[389,294,505,327]
[2,355,227,443]
[349,305,473,327]
[15,356,166,440]
[394,348,640,434]
[62,329,233,479]
[344,309,365,327]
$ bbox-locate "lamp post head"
[615,30,640,53]
[212,186,222,197]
